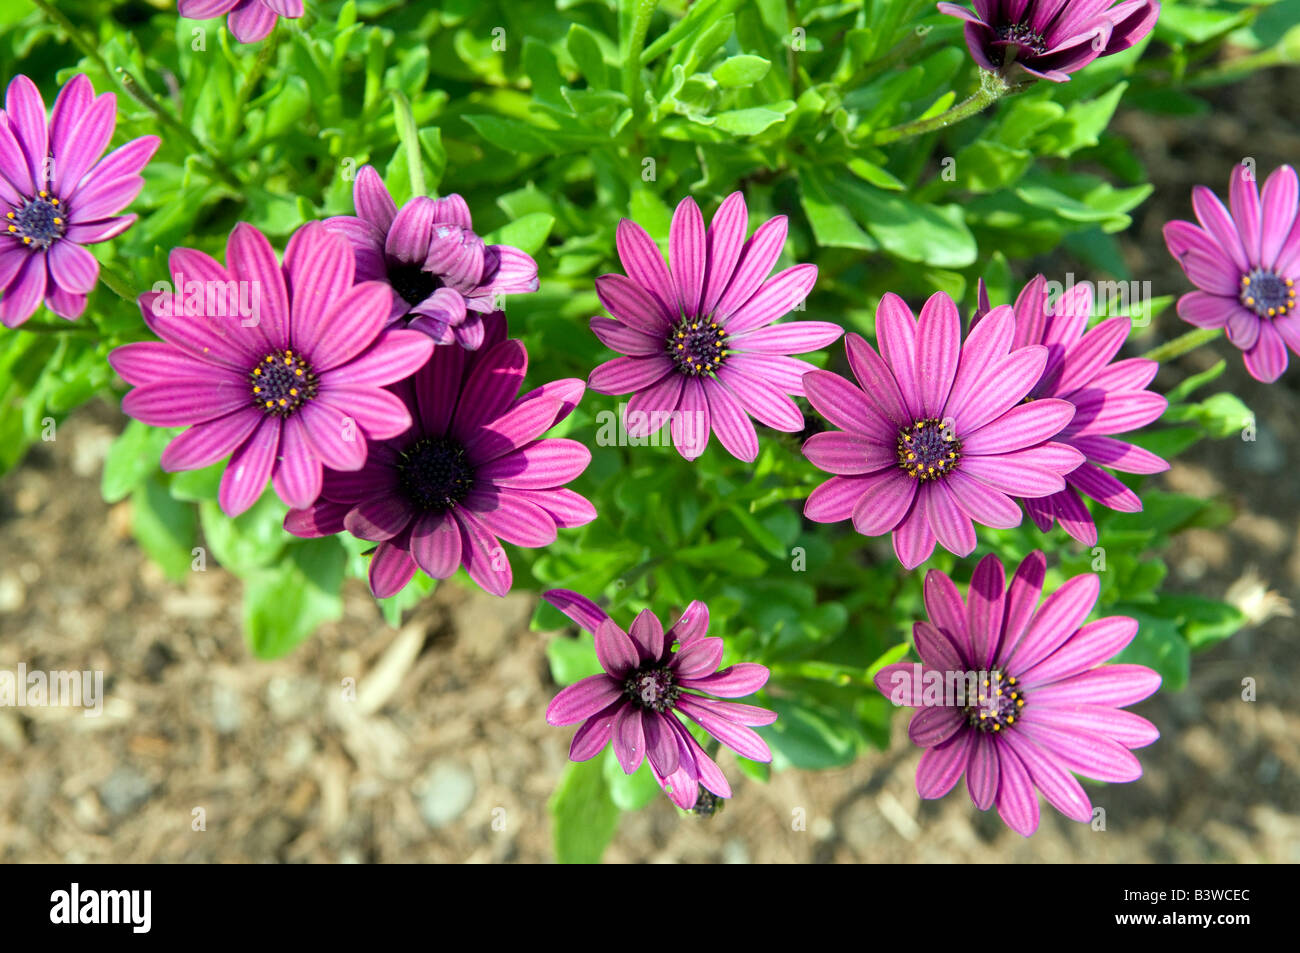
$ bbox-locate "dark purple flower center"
[964,671,1025,733]
[250,350,318,417]
[624,666,679,713]
[896,417,961,481]
[7,191,66,250]
[387,260,442,307]
[666,316,728,377]
[1239,268,1294,318]
[396,436,475,513]
[992,22,1048,58]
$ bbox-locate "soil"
[0,69,1297,864]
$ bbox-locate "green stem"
[869,69,1019,146]
[391,90,426,198]
[19,320,97,336]
[31,0,241,189]
[115,69,239,187]
[232,29,282,124]
[622,0,658,109]
[1141,327,1222,364]
[28,0,113,76]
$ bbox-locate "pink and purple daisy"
[177,0,301,44]
[975,276,1169,545]
[873,551,1161,836]
[324,165,539,350]
[1164,163,1300,382]
[801,292,1083,569]
[937,0,1160,82]
[110,221,434,518]
[586,192,842,462]
[284,314,594,598]
[544,589,776,810]
[0,74,158,327]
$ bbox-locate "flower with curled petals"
[937,0,1160,83]
[801,291,1083,569]
[586,192,841,462]
[873,551,1160,836]
[110,221,434,517]
[284,314,594,598]
[544,589,776,811]
[974,275,1169,545]
[0,74,158,327]
[177,0,301,45]
[324,165,539,350]
[1164,163,1300,382]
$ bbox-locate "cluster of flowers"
[0,0,1287,833]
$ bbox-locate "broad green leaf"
[549,758,620,864]
[131,476,199,582]
[712,54,771,87]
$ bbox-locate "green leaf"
[549,758,620,863]
[711,105,789,136]
[199,492,289,573]
[602,748,661,811]
[546,630,602,687]
[244,537,346,659]
[482,212,555,257]
[102,420,169,503]
[763,698,859,770]
[1164,392,1253,438]
[169,462,224,502]
[131,476,199,582]
[953,140,1033,193]
[846,157,905,191]
[800,168,876,250]
[1112,607,1191,692]
[832,178,977,268]
[712,54,771,87]
[566,23,610,90]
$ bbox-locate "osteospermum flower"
[543,589,777,810]
[0,74,158,327]
[973,276,1169,545]
[1164,163,1300,382]
[802,292,1083,569]
[177,0,300,44]
[324,165,538,350]
[873,552,1161,836]
[284,314,593,598]
[937,0,1160,82]
[110,221,434,517]
[586,192,842,462]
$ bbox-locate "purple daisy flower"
[543,589,777,811]
[110,221,434,518]
[324,165,539,350]
[284,314,594,598]
[801,292,1084,569]
[1164,163,1300,382]
[937,0,1160,82]
[974,276,1169,545]
[0,74,158,327]
[586,192,842,462]
[177,0,301,44]
[873,551,1161,836]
